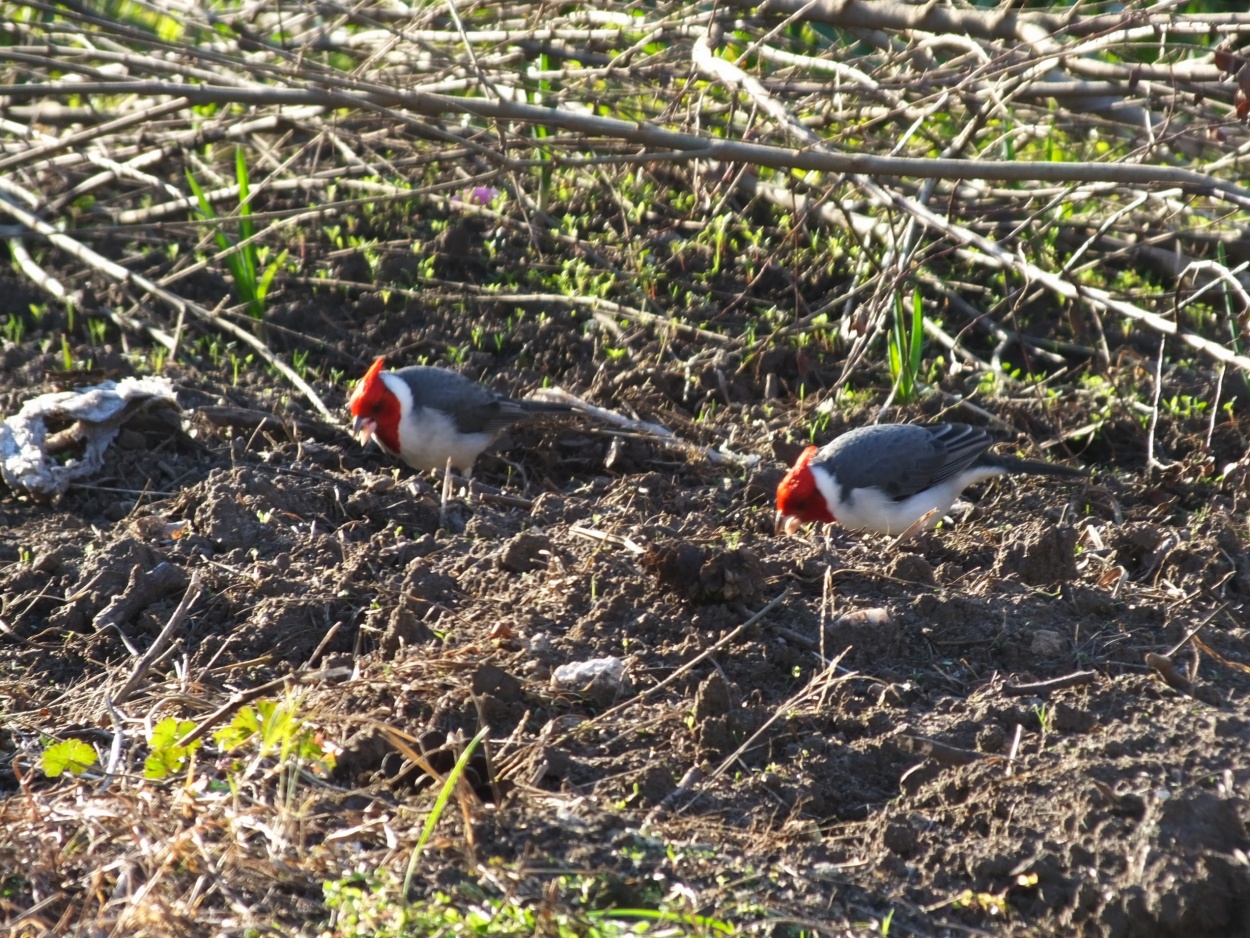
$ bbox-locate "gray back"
[821,423,995,501]
[391,366,525,435]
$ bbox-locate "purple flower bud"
[458,186,502,206]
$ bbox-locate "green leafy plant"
[880,907,895,935]
[888,290,925,404]
[186,147,288,320]
[1,314,24,344]
[952,888,1009,917]
[213,696,335,776]
[1034,703,1054,734]
[323,869,736,938]
[144,717,201,779]
[42,738,97,777]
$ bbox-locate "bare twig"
[897,734,986,767]
[2,81,1247,201]
[1002,671,1098,696]
[112,571,201,707]
[532,386,759,468]
[1006,723,1024,776]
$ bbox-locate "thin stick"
[545,588,792,749]
[1146,335,1168,475]
[897,734,986,767]
[111,571,201,707]
[1163,606,1224,657]
[533,386,758,467]
[888,508,937,549]
[569,525,646,555]
[99,696,126,790]
[2,81,1248,201]
[1002,671,1097,696]
[304,621,343,671]
[440,456,454,529]
[1006,723,1024,776]
[7,238,67,299]
[1206,364,1225,452]
[672,644,854,817]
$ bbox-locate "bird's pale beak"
[352,415,375,446]
[774,511,802,537]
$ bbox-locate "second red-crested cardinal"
[349,358,575,473]
[776,422,1086,536]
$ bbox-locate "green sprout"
[186,147,288,320]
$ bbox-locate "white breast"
[814,464,1007,535]
[382,372,494,472]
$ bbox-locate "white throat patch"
[381,371,494,472]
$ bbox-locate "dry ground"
[3,1,1250,932]
[2,253,1250,936]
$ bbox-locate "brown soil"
[2,253,1250,937]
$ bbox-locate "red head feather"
[349,357,402,454]
[349,357,387,411]
[776,445,834,523]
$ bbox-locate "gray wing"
[392,366,529,436]
[821,423,995,501]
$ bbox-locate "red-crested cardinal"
[776,422,1086,536]
[348,358,575,473]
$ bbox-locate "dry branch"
[2,81,1247,200]
[112,570,201,707]
[1001,671,1098,696]
[725,0,1250,42]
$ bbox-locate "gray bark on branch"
[724,0,1250,43]
[2,81,1247,204]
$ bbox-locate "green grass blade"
[235,147,257,242]
[402,725,489,898]
[233,147,260,311]
[889,293,903,394]
[909,288,924,379]
[256,248,288,305]
[185,169,233,256]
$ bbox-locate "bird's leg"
[440,456,454,528]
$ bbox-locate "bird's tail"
[986,454,1088,479]
[516,398,578,416]
[517,386,588,416]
